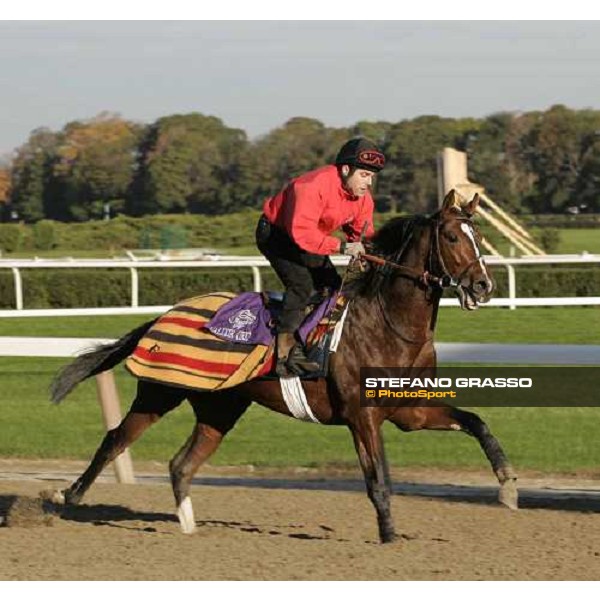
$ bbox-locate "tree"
[381,116,479,213]
[128,113,249,216]
[0,167,10,221]
[0,168,10,204]
[350,120,392,147]
[575,129,600,212]
[466,112,537,213]
[52,113,143,220]
[520,105,600,213]
[8,106,600,221]
[239,117,350,207]
[9,128,60,222]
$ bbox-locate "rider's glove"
[340,241,366,258]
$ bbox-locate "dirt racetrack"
[1,462,600,581]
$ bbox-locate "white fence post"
[94,371,135,484]
[11,267,23,310]
[129,267,139,308]
[251,266,262,292]
[506,264,517,311]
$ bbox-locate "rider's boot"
[285,343,321,376]
[275,332,296,377]
[275,333,321,377]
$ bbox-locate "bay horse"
[50,190,518,544]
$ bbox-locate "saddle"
[205,290,348,376]
[257,290,348,380]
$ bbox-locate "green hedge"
[520,214,600,229]
[0,268,284,309]
[2,210,596,257]
[0,265,597,309]
[0,211,263,254]
[442,265,600,300]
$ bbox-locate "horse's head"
[353,194,494,311]
[433,190,494,310]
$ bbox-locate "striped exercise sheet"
[125,293,274,391]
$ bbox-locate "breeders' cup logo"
[207,307,260,343]
[228,309,257,331]
[219,309,257,342]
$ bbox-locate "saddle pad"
[125,293,274,392]
[305,295,349,350]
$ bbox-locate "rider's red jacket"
[262,165,375,256]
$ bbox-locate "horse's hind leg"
[390,405,518,509]
[169,390,251,534]
[169,423,223,534]
[61,381,186,505]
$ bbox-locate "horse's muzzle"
[472,277,494,301]
[457,274,494,311]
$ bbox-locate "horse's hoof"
[177,497,196,534]
[62,489,83,506]
[380,531,400,544]
[39,489,65,505]
[499,479,519,510]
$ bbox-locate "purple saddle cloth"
[205,291,338,346]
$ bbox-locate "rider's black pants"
[256,215,341,333]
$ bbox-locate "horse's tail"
[50,318,158,405]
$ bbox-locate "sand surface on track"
[1,461,600,580]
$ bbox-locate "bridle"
[361,213,483,344]
[362,214,482,290]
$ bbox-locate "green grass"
[0,358,597,473]
[435,306,600,344]
[474,228,600,256]
[553,228,600,254]
[0,314,155,338]
[0,307,598,472]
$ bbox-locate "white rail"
[0,254,598,314]
[1,337,598,365]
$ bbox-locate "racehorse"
[50,190,518,544]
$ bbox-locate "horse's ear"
[464,193,480,217]
[441,189,461,212]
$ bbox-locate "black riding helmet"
[335,137,386,172]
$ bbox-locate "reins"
[361,253,453,288]
[361,215,480,290]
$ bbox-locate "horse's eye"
[447,233,458,243]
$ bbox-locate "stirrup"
[275,358,293,378]
[285,345,321,376]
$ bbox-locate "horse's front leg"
[349,418,397,544]
[389,404,518,510]
[451,407,519,509]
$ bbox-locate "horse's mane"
[344,214,431,299]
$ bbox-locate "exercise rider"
[255,137,386,377]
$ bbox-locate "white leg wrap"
[177,496,196,534]
[52,490,66,504]
[39,489,65,504]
